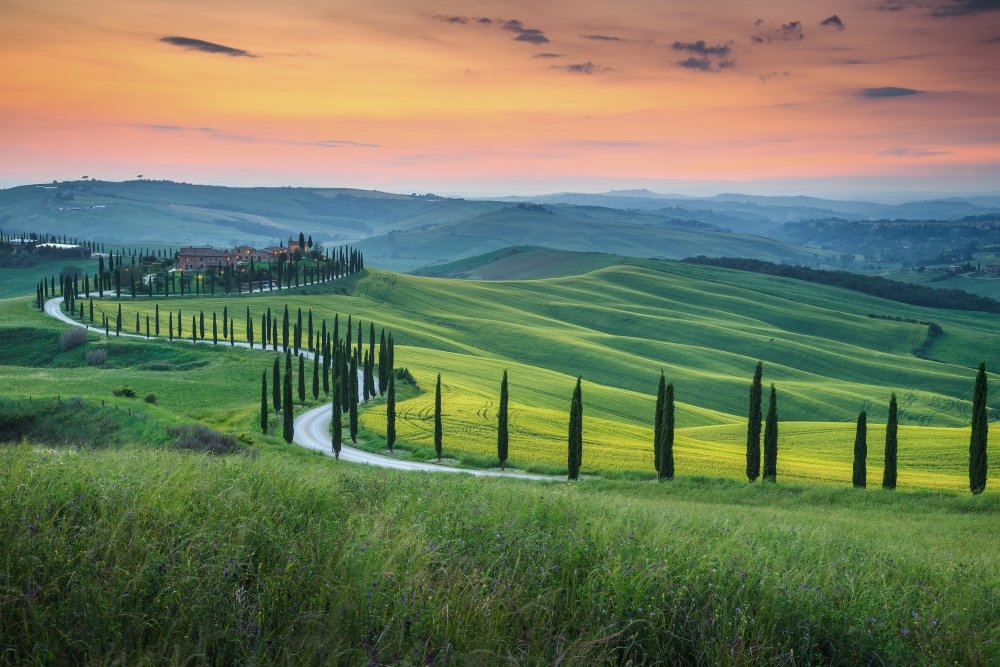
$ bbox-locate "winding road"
[44,296,550,480]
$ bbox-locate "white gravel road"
[44,296,552,480]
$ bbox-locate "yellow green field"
[43,257,996,490]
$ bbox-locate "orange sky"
[2,0,998,195]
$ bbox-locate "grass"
[0,444,996,665]
[43,258,1000,489]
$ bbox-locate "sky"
[2,0,999,197]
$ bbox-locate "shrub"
[144,393,157,404]
[393,367,417,387]
[85,348,107,366]
[167,424,251,455]
[59,327,88,351]
[112,387,137,398]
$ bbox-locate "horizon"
[2,1,999,196]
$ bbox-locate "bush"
[144,393,157,404]
[59,327,88,351]
[167,424,251,455]
[85,348,107,366]
[393,367,417,387]
[112,387,137,398]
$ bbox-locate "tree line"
[388,361,989,492]
[38,245,364,308]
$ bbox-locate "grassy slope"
[46,260,1000,488]
[2,444,997,665]
[415,246,626,280]
[357,207,832,272]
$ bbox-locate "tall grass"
[1,445,996,665]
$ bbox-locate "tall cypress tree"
[386,372,396,452]
[312,351,320,401]
[298,354,306,406]
[272,357,281,414]
[348,353,359,443]
[746,362,763,482]
[199,310,205,340]
[212,312,217,345]
[568,376,583,480]
[969,362,988,494]
[498,370,509,469]
[260,371,269,435]
[282,355,294,443]
[331,372,342,459]
[852,410,867,488]
[282,304,289,353]
[762,384,778,482]
[659,382,675,480]
[654,371,666,474]
[434,373,443,461]
[378,328,387,394]
[883,393,898,490]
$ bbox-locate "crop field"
[32,257,999,489]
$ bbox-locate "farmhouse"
[176,247,229,271]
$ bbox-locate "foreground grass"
[2,444,997,665]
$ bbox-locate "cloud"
[582,34,622,41]
[819,15,846,30]
[159,36,255,57]
[987,34,1000,42]
[672,39,733,71]
[876,0,1000,15]
[859,86,923,98]
[139,124,378,148]
[931,0,1000,16]
[880,147,952,157]
[502,20,549,44]
[554,61,606,75]
[533,52,563,58]
[434,15,468,25]
[752,21,804,43]
[672,40,731,56]
[758,71,791,82]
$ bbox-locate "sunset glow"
[2,0,999,195]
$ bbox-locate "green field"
[36,256,1000,488]
[3,253,999,664]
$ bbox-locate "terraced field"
[50,257,998,488]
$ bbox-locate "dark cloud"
[877,0,1000,15]
[434,15,468,24]
[502,20,550,44]
[758,71,791,82]
[987,34,1000,41]
[752,20,804,43]
[931,0,1000,16]
[582,34,622,41]
[159,36,254,57]
[859,86,923,98]
[677,56,712,71]
[672,40,731,56]
[559,61,601,74]
[478,17,493,25]
[820,14,846,30]
[533,52,563,58]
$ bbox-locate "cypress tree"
[298,353,306,406]
[322,336,330,395]
[386,372,396,452]
[883,393,898,490]
[272,357,281,414]
[746,362,763,482]
[296,308,303,354]
[331,372,342,459]
[378,328,387,394]
[498,370,509,469]
[312,351,320,401]
[177,310,182,338]
[362,350,372,403]
[659,382,675,480]
[969,362,988,494]
[191,315,196,343]
[763,384,778,482]
[135,311,140,334]
[223,306,228,339]
[116,303,122,336]
[282,305,289,353]
[272,318,278,352]
[654,371,666,473]
[349,353,359,443]
[154,303,159,336]
[282,356,294,443]
[434,373,443,461]
[260,371,269,434]
[568,376,583,480]
[307,309,313,351]
[852,410,867,488]
[145,315,150,339]
[212,312,217,345]
[199,310,205,340]
[248,315,254,349]
[168,311,173,340]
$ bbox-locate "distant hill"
[415,246,625,279]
